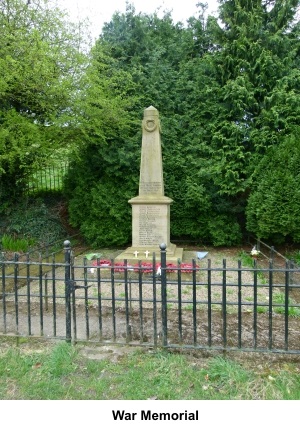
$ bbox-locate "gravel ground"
[1,246,299,351]
[8,246,274,308]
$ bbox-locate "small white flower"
[251,246,260,257]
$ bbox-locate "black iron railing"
[1,242,300,354]
[26,162,69,194]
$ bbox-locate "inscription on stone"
[138,206,163,245]
[140,181,161,194]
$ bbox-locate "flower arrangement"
[91,260,199,273]
[251,246,260,258]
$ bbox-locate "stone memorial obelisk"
[116,106,183,263]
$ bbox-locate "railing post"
[270,246,274,262]
[256,239,260,252]
[160,243,167,346]
[289,259,294,288]
[64,240,72,342]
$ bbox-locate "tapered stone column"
[116,106,183,263]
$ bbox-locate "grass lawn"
[0,337,299,400]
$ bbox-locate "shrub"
[246,132,300,244]
[1,195,68,250]
[1,234,35,252]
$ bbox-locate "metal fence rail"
[26,162,69,193]
[1,242,300,354]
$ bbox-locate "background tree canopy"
[65,1,300,246]
[2,1,300,247]
[0,0,87,209]
[246,131,300,243]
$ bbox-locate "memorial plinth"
[116,106,183,263]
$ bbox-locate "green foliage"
[0,195,68,249]
[208,215,242,246]
[1,234,35,252]
[65,4,244,246]
[238,250,255,266]
[0,0,88,205]
[286,250,300,265]
[246,132,300,243]
[63,96,139,247]
[27,148,70,193]
[4,1,300,246]
[272,292,300,317]
[207,0,300,195]
[66,178,135,246]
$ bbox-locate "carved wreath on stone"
[143,118,159,132]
